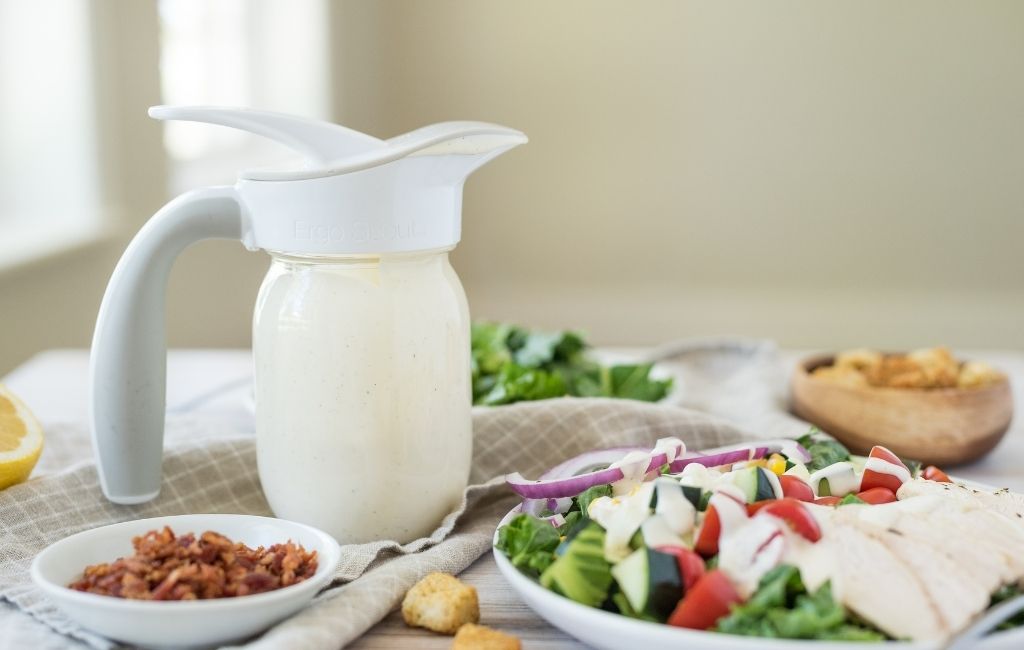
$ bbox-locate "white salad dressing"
[863,457,913,484]
[254,250,472,544]
[652,437,685,465]
[783,462,811,482]
[588,481,656,562]
[609,450,654,496]
[607,439,683,497]
[808,461,861,497]
[677,463,723,491]
[654,477,695,536]
[708,488,749,537]
[718,515,787,597]
[784,516,839,593]
[641,514,686,548]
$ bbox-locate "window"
[0,0,332,269]
[0,0,101,268]
[157,0,331,194]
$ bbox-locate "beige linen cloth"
[0,339,810,649]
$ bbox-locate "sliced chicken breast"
[840,509,991,632]
[790,515,948,641]
[868,507,1011,593]
[898,478,1024,520]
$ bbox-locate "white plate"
[492,507,1024,650]
[32,514,341,649]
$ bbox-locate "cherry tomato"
[814,496,841,506]
[758,498,822,542]
[655,545,706,592]
[695,493,748,557]
[667,570,743,630]
[778,475,815,502]
[694,506,721,557]
[856,487,897,505]
[860,445,910,493]
[746,500,771,516]
[922,465,952,483]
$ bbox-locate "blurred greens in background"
[471,322,673,406]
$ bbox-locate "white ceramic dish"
[32,514,341,649]
[492,507,1024,650]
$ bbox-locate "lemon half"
[0,384,43,490]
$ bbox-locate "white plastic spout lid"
[149,106,527,254]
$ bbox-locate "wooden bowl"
[791,354,1014,466]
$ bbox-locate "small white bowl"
[31,514,341,649]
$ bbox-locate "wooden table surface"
[348,553,584,649]
[6,348,1024,649]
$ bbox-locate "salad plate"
[493,508,1024,650]
[491,438,1024,650]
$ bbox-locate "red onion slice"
[507,468,624,499]
[539,447,647,480]
[668,447,769,472]
[667,439,811,472]
[521,496,573,517]
[506,441,684,499]
[504,439,808,501]
[545,513,567,528]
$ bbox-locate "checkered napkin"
[0,339,807,649]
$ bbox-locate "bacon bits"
[67,527,318,600]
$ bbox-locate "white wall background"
[1,0,1022,375]
[333,1,1024,351]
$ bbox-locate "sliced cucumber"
[651,480,704,522]
[629,528,645,551]
[698,490,712,511]
[611,548,648,613]
[611,591,658,622]
[647,548,683,620]
[541,522,613,607]
[808,461,860,497]
[757,467,783,500]
[729,466,760,502]
[610,547,683,621]
[680,485,704,510]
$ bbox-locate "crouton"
[812,365,869,388]
[820,347,1006,391]
[958,361,1005,389]
[834,348,882,373]
[452,623,521,650]
[402,572,479,634]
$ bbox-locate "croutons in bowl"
[791,348,1013,466]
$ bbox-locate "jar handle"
[90,186,246,503]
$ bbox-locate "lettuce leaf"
[577,484,612,518]
[494,514,560,578]
[716,565,886,641]
[796,430,851,472]
[471,322,672,405]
